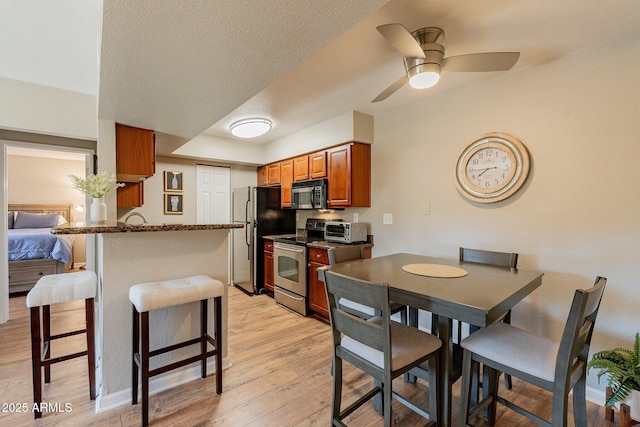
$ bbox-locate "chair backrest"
[324,270,391,370]
[460,247,518,269]
[554,276,607,386]
[327,245,364,266]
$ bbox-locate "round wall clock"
[454,132,530,203]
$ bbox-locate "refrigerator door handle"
[245,199,251,259]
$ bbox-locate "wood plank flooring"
[0,286,618,426]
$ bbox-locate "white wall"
[0,77,96,140]
[360,31,640,397]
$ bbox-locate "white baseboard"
[95,357,231,413]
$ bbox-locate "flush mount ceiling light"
[229,118,272,138]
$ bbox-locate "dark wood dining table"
[327,252,544,427]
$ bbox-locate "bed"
[7,204,75,294]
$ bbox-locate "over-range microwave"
[324,221,368,243]
[291,179,327,210]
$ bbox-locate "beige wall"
[117,155,257,225]
[362,31,640,398]
[7,154,87,263]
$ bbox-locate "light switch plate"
[383,213,393,225]
[353,213,359,222]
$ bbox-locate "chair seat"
[26,271,97,308]
[129,275,224,312]
[461,322,558,382]
[342,316,442,372]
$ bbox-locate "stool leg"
[201,299,208,379]
[132,305,139,405]
[43,304,51,384]
[214,296,223,394]
[141,311,150,427]
[30,307,42,419]
[85,298,96,400]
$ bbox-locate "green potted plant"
[588,332,640,420]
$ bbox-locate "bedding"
[8,228,74,264]
[13,211,60,229]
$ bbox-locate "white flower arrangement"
[69,171,124,198]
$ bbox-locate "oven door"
[273,242,307,296]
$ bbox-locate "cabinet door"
[293,155,310,182]
[117,182,144,208]
[264,250,274,292]
[280,159,293,208]
[267,162,281,185]
[326,145,352,206]
[309,151,327,178]
[308,260,329,320]
[115,123,155,182]
[257,165,268,186]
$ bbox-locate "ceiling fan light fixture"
[407,62,441,89]
[229,118,272,138]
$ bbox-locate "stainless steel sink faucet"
[124,211,148,225]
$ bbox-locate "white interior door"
[197,165,230,224]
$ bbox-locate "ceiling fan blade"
[377,23,425,59]
[371,75,408,103]
[443,52,520,72]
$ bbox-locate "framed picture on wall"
[164,193,183,214]
[164,171,183,192]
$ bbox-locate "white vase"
[90,197,107,225]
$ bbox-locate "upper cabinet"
[116,123,155,182]
[257,142,370,208]
[327,142,371,208]
[257,165,268,186]
[117,182,144,208]
[280,159,293,208]
[267,162,281,185]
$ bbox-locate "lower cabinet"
[264,240,274,293]
[308,247,330,320]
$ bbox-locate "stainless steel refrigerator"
[231,186,296,294]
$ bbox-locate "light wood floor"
[0,286,618,426]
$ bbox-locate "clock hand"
[477,166,497,177]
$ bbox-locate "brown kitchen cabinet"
[326,142,371,208]
[308,247,330,319]
[117,182,144,208]
[264,240,275,293]
[309,151,327,179]
[257,165,268,186]
[307,245,371,320]
[115,123,155,182]
[280,159,293,208]
[267,162,281,185]
[293,155,310,182]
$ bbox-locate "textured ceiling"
[3,0,640,149]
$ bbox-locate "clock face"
[454,133,530,203]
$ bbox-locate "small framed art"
[164,171,183,192]
[164,193,183,214]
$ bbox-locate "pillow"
[7,212,14,229]
[57,215,68,225]
[13,211,60,229]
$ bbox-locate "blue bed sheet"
[8,228,74,264]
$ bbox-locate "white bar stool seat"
[129,275,224,426]
[26,270,97,419]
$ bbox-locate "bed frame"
[8,204,73,294]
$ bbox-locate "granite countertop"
[51,223,244,235]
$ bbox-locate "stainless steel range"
[273,218,340,315]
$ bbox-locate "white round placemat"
[402,263,468,278]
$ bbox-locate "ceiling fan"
[372,23,520,102]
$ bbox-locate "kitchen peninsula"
[52,223,242,411]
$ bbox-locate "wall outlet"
[353,213,359,222]
[383,213,393,225]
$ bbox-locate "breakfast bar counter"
[51,223,242,412]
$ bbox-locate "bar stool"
[129,275,224,426]
[26,270,97,419]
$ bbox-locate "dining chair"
[328,246,407,323]
[458,276,607,427]
[459,247,519,390]
[324,269,441,427]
